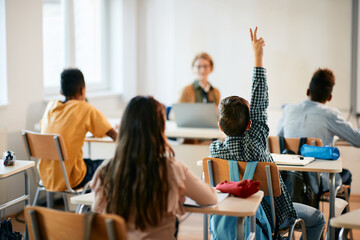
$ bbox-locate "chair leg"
[29,210,41,240]
[288,224,295,240]
[63,194,69,212]
[289,219,307,240]
[339,228,349,240]
[106,219,116,240]
[32,187,41,206]
[299,219,307,240]
[46,192,54,209]
[342,187,353,240]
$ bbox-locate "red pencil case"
[216,179,260,198]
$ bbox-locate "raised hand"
[250,27,265,67]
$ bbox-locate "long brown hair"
[100,96,174,230]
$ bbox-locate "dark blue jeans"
[74,159,104,189]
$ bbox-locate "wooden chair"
[24,206,128,240]
[268,136,324,196]
[268,136,353,240]
[22,130,85,211]
[268,136,323,154]
[203,157,307,240]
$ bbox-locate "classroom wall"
[0,0,359,214]
[137,0,352,113]
[0,0,124,215]
[0,0,43,214]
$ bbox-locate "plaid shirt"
[210,67,297,229]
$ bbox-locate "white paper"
[184,192,229,207]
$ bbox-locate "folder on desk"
[271,153,315,166]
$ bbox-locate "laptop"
[172,103,218,128]
[271,153,315,166]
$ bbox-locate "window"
[42,0,123,96]
[0,0,7,105]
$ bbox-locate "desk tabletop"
[197,158,342,173]
[334,139,352,147]
[71,192,95,206]
[165,121,226,140]
[276,158,342,173]
[330,208,360,229]
[71,191,264,217]
[0,160,35,178]
[85,120,226,141]
[85,136,114,143]
[184,191,264,217]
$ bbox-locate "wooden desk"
[197,157,342,240]
[185,191,264,240]
[84,121,225,176]
[330,208,360,240]
[277,158,342,240]
[85,120,225,141]
[330,208,360,229]
[0,160,34,218]
[71,191,94,206]
[165,121,225,139]
[71,191,264,240]
[334,139,352,147]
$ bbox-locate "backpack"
[0,218,22,240]
[278,136,321,208]
[210,161,273,240]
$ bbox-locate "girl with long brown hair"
[91,96,217,239]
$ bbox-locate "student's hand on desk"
[106,128,118,141]
[250,26,265,67]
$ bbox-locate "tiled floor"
[7,195,360,239]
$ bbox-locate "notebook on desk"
[172,103,218,128]
[271,153,315,166]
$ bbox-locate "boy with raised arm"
[210,27,325,239]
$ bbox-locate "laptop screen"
[172,103,218,128]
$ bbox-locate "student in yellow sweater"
[40,68,117,191]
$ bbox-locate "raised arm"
[250,27,265,68]
[248,27,269,148]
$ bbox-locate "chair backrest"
[268,136,323,154]
[22,130,73,192]
[24,206,128,240]
[22,130,68,161]
[202,157,281,197]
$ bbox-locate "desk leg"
[339,228,348,240]
[24,170,30,206]
[249,215,256,239]
[237,217,245,240]
[24,170,30,240]
[88,142,91,159]
[326,172,336,240]
[203,214,208,240]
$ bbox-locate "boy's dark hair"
[218,96,250,136]
[60,68,85,97]
[309,68,335,103]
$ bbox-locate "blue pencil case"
[300,144,340,160]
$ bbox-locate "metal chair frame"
[22,130,85,211]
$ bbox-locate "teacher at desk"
[178,52,221,106]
